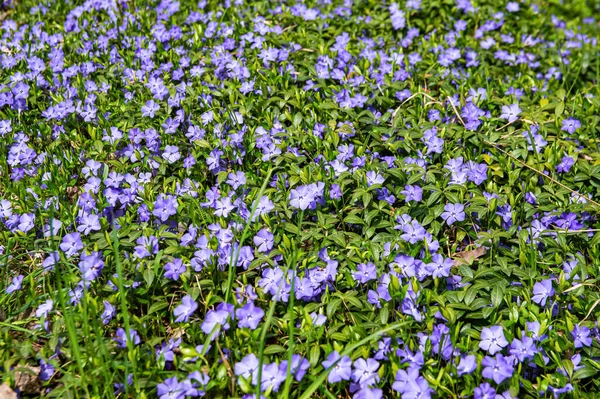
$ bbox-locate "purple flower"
[77,213,101,235]
[548,384,575,398]
[79,251,105,281]
[12,82,30,100]
[506,1,519,11]
[402,185,423,202]
[456,354,477,375]
[44,219,62,237]
[366,171,385,187]
[183,154,196,169]
[289,185,314,210]
[153,194,178,221]
[101,301,115,325]
[353,387,383,399]
[532,279,554,306]
[401,220,427,243]
[114,327,141,348]
[36,299,54,318]
[141,100,160,118]
[441,203,466,225]
[235,302,264,330]
[556,156,575,173]
[352,262,377,284]
[164,258,186,280]
[60,232,83,257]
[497,390,518,399]
[0,199,12,218]
[227,171,246,190]
[561,118,581,134]
[236,245,254,269]
[134,236,159,259]
[279,354,310,382]
[500,104,521,123]
[253,229,274,253]
[474,382,496,399]
[252,195,275,221]
[39,359,55,381]
[201,309,230,339]
[389,4,406,30]
[162,145,181,163]
[572,325,592,348]
[527,321,546,341]
[310,312,327,326]
[407,0,421,9]
[330,184,342,200]
[157,377,185,399]
[479,325,509,354]
[481,354,514,384]
[43,252,59,272]
[509,335,536,362]
[425,254,453,278]
[523,127,547,152]
[174,295,198,322]
[235,353,259,384]
[6,275,24,294]
[352,358,380,388]
[322,351,352,383]
[260,362,286,392]
[214,197,235,217]
[258,267,285,296]
[377,188,396,205]
[392,367,432,398]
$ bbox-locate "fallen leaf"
[14,365,42,395]
[0,383,18,399]
[66,186,81,202]
[452,246,487,266]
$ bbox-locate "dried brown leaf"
[14,365,42,395]
[66,186,81,202]
[452,246,487,266]
[0,383,18,399]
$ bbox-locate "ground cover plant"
[1,0,600,397]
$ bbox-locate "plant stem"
[282,210,304,397]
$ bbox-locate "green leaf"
[283,223,299,235]
[345,295,363,310]
[344,215,365,225]
[326,298,342,319]
[293,113,303,128]
[458,265,474,279]
[555,101,565,118]
[482,306,495,319]
[387,168,405,180]
[188,286,201,301]
[327,232,347,248]
[491,285,504,307]
[148,301,169,315]
[362,191,371,208]
[426,190,442,207]
[263,345,287,355]
[464,287,477,306]
[309,345,320,366]
[573,366,598,380]
[143,269,154,286]
[380,304,389,324]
